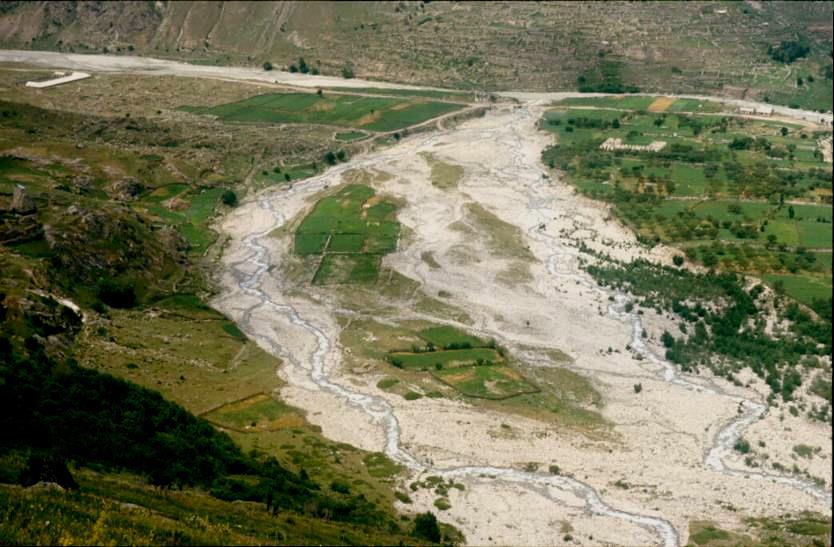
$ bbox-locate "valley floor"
[212,102,832,545]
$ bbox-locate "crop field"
[204,393,303,432]
[339,318,605,429]
[388,327,538,399]
[184,92,464,132]
[389,348,503,370]
[418,326,486,348]
[295,184,400,284]
[541,97,833,307]
[557,96,722,113]
[432,365,539,400]
[136,186,225,254]
[761,273,832,307]
[324,87,476,102]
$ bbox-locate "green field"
[134,186,225,254]
[184,92,463,132]
[432,365,539,400]
[556,96,722,113]
[762,273,833,307]
[335,130,369,142]
[255,163,319,188]
[418,326,486,349]
[390,348,502,370]
[541,97,833,303]
[295,184,400,284]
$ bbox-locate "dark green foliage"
[262,61,273,71]
[768,40,811,64]
[734,438,751,454]
[18,451,79,490]
[413,512,441,543]
[0,333,401,529]
[0,340,248,489]
[576,60,639,93]
[97,279,137,309]
[586,258,832,399]
[221,189,238,207]
[330,480,351,494]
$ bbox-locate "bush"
[19,451,78,490]
[734,438,751,454]
[768,40,810,64]
[97,279,137,309]
[221,189,238,207]
[262,61,273,71]
[413,512,441,543]
[330,480,351,494]
[341,65,355,79]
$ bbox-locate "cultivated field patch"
[541,97,833,307]
[205,393,304,432]
[432,365,539,400]
[647,96,676,112]
[183,92,463,132]
[295,183,400,284]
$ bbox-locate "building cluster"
[738,105,774,116]
[599,138,667,152]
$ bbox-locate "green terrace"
[540,96,833,307]
[182,92,464,132]
[386,326,540,401]
[294,184,400,284]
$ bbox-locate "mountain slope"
[0,1,831,108]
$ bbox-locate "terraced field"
[541,96,833,303]
[184,92,464,132]
[294,184,400,284]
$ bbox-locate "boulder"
[10,185,35,213]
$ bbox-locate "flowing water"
[224,103,830,547]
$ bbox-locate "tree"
[768,40,810,64]
[298,57,309,74]
[633,383,643,394]
[324,151,338,165]
[673,255,685,267]
[612,118,620,129]
[788,206,795,219]
[413,512,441,543]
[780,126,789,136]
[341,65,355,79]
[222,189,238,207]
[97,279,137,309]
[263,61,273,71]
[661,330,675,348]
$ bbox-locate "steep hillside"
[0,66,460,545]
[0,1,831,108]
